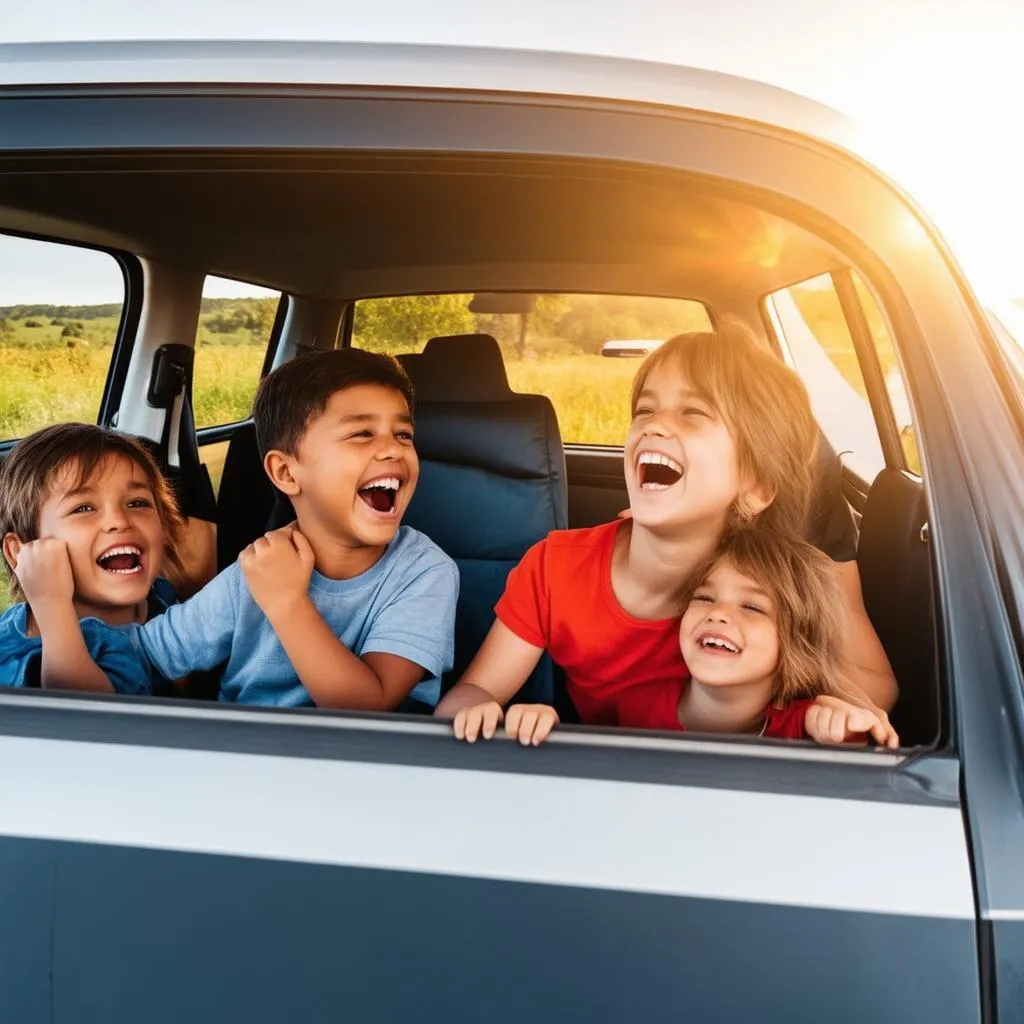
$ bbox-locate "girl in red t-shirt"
[611,528,897,745]
[434,320,895,744]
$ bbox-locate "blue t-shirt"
[130,526,459,708]
[0,602,150,695]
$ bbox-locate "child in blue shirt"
[0,423,186,694]
[127,348,459,710]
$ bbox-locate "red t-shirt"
[616,681,812,738]
[495,520,689,725]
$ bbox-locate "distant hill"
[0,297,265,320]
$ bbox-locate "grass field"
[1,326,639,446]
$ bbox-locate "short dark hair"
[0,423,185,601]
[252,349,415,457]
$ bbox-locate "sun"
[840,47,1024,306]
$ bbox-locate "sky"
[1,0,1022,306]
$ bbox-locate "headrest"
[406,333,513,402]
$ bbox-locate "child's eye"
[743,603,767,615]
[347,430,374,440]
[127,498,154,509]
[684,406,711,419]
[396,430,414,442]
[632,406,653,419]
[692,593,713,604]
[69,504,95,515]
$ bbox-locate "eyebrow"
[337,413,414,426]
[60,480,153,502]
[636,388,708,403]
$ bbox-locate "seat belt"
[145,344,216,522]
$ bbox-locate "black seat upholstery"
[856,468,939,745]
[215,422,288,572]
[399,334,568,703]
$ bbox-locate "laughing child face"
[679,555,780,693]
[277,383,419,551]
[33,453,167,621]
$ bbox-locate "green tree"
[249,297,279,342]
[353,294,475,353]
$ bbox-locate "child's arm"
[434,621,546,740]
[13,538,114,693]
[836,561,898,711]
[241,525,453,711]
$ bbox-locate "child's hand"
[11,538,75,610]
[505,703,560,746]
[805,695,900,749]
[452,700,504,743]
[240,523,315,619]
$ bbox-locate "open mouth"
[96,544,144,575]
[637,451,683,490]
[357,475,402,516]
[697,633,740,655]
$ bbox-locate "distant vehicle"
[599,338,663,357]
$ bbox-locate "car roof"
[0,39,863,152]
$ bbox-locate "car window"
[766,273,887,481]
[351,293,711,444]
[0,233,125,442]
[192,277,280,430]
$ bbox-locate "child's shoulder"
[0,602,29,641]
[388,526,458,574]
[542,520,622,552]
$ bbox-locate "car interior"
[0,150,941,747]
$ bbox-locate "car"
[1,38,1022,1024]
[599,338,664,357]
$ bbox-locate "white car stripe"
[0,735,974,920]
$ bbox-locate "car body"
[1,39,1023,1024]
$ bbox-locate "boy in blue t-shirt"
[127,348,459,710]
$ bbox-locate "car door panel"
[0,696,979,1023]
[567,448,627,529]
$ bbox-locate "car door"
[0,44,998,1023]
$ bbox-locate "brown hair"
[631,319,818,536]
[0,423,185,601]
[684,527,846,706]
[253,348,415,459]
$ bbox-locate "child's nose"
[641,414,671,437]
[706,603,732,623]
[101,506,131,529]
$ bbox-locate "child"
[504,528,898,746]
[0,423,185,694]
[437,321,886,740]
[123,348,459,710]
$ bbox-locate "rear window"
[351,293,710,445]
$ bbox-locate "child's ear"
[2,533,22,573]
[263,450,301,497]
[737,481,775,522]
